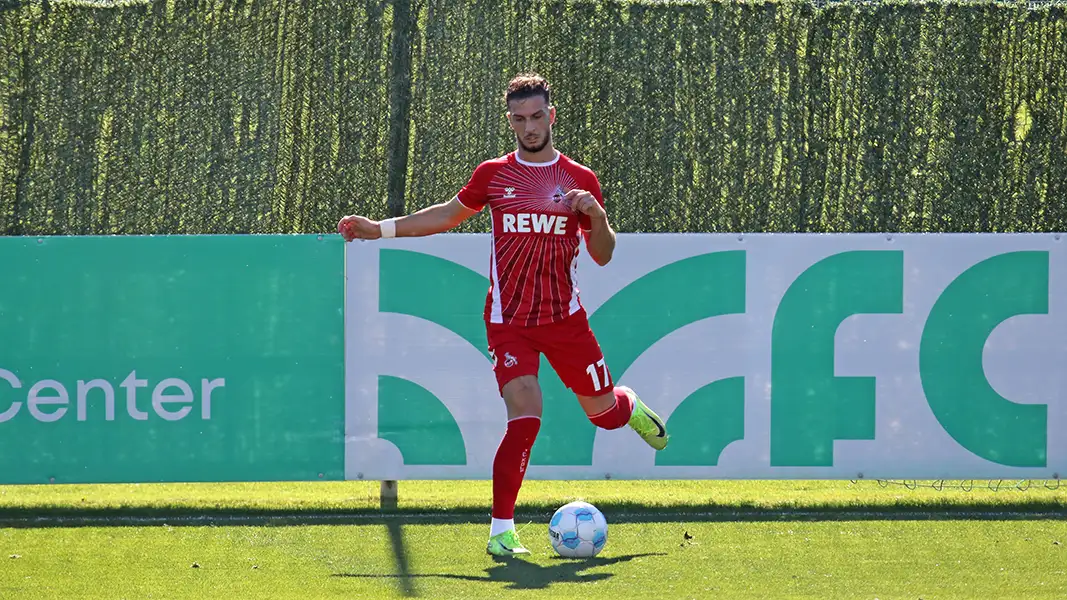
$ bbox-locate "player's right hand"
[337,215,381,242]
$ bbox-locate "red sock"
[588,386,635,430]
[491,416,541,520]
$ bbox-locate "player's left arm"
[567,188,615,266]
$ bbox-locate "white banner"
[344,233,1066,480]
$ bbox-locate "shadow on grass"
[384,519,416,597]
[339,512,665,596]
[1,497,1064,528]
[332,552,665,595]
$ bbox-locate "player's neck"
[515,145,558,165]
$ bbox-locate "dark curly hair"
[505,73,551,106]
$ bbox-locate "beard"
[517,130,551,153]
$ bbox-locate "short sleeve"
[456,161,495,211]
[577,170,605,231]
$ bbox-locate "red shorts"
[485,310,614,397]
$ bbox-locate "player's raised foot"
[486,529,531,557]
[620,386,669,451]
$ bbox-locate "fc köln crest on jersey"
[551,185,565,203]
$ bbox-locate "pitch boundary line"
[1,509,1064,526]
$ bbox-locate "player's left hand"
[565,189,606,222]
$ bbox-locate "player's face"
[507,96,555,154]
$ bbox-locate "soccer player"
[337,73,669,557]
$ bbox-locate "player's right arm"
[337,197,476,241]
[338,160,495,242]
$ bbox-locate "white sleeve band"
[379,218,397,239]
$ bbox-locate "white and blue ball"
[547,501,608,558]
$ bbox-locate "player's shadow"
[332,552,665,592]
[332,518,665,596]
[482,552,665,589]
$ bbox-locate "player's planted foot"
[486,529,531,556]
[620,386,669,450]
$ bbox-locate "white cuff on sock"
[490,517,515,537]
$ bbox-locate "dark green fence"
[2,0,1065,235]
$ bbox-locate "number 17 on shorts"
[486,311,614,398]
[585,357,611,394]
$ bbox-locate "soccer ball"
[547,501,608,558]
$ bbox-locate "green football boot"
[486,529,531,557]
[620,386,669,451]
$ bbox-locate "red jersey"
[455,150,605,327]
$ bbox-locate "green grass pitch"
[1,480,1064,599]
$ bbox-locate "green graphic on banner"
[657,377,746,466]
[377,248,488,465]
[351,235,1061,480]
[377,375,466,465]
[770,251,904,467]
[0,235,345,484]
[376,249,747,466]
[920,251,1049,467]
[533,250,746,465]
[379,249,489,358]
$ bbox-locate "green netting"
[2,0,1066,235]
[2,0,393,234]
